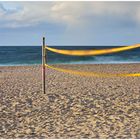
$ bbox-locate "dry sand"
[0,64,140,138]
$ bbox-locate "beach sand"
[0,64,140,138]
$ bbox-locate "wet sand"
[0,64,140,138]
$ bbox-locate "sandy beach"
[0,64,140,138]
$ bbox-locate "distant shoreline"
[0,61,140,67]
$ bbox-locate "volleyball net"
[43,43,140,77]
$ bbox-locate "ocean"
[0,46,140,66]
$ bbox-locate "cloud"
[0,4,6,16]
[0,1,140,28]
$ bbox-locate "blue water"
[0,46,140,66]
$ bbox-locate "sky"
[0,1,140,46]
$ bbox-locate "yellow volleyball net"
[43,43,140,77]
[41,37,140,93]
[40,36,140,79]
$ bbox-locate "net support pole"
[42,37,46,94]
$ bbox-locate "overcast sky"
[0,1,140,46]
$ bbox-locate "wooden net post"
[42,37,46,94]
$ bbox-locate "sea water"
[0,46,140,66]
